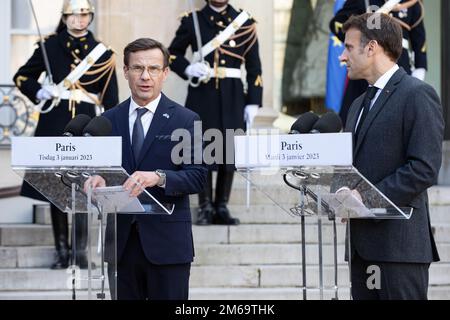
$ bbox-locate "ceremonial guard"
[169,0,263,226]
[329,0,427,124]
[13,0,119,269]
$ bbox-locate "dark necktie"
[355,86,378,141]
[132,108,149,160]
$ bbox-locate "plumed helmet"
[62,0,95,15]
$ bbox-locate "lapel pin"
[163,113,170,119]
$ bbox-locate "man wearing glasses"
[89,38,207,299]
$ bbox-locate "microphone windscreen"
[82,116,112,136]
[289,112,320,134]
[311,112,343,133]
[63,114,92,136]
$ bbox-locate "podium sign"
[234,133,353,169]
[11,137,122,167]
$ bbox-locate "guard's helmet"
[62,0,95,15]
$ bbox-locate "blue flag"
[325,0,347,113]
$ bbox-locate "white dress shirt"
[128,94,161,143]
[355,64,399,129]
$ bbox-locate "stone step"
[0,290,107,300]
[433,224,450,243]
[0,224,54,246]
[428,186,450,206]
[0,224,103,247]
[0,197,35,224]
[193,243,450,266]
[3,243,450,269]
[0,246,104,269]
[12,219,450,249]
[0,288,348,300]
[34,200,450,227]
[192,285,450,300]
[430,206,450,224]
[0,268,109,291]
[190,187,300,206]
[2,260,450,289]
[32,205,450,230]
[194,244,344,266]
[258,263,450,288]
[33,203,314,225]
[0,266,345,291]
[1,286,449,300]
[0,263,450,291]
[2,262,450,291]
[0,223,347,247]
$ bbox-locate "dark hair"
[123,38,170,68]
[55,17,67,33]
[343,13,403,62]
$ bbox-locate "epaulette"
[178,10,193,19]
[37,33,56,44]
[239,8,254,22]
[45,33,55,40]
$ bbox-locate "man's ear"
[367,40,378,56]
[162,67,170,82]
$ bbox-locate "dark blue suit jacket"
[103,93,207,265]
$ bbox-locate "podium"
[11,137,173,300]
[235,133,412,300]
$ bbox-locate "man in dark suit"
[339,13,443,299]
[87,38,207,300]
[330,0,427,126]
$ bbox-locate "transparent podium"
[237,165,412,300]
[12,165,174,300]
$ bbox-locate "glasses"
[128,65,165,77]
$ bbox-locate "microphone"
[62,114,92,136]
[289,112,320,134]
[310,112,342,133]
[82,116,112,136]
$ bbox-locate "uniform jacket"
[330,0,427,73]
[168,4,263,132]
[14,28,119,201]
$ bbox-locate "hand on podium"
[335,187,370,222]
[84,175,106,193]
[123,171,161,197]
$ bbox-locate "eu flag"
[325,0,347,113]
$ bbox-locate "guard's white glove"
[412,68,426,81]
[185,62,209,79]
[36,87,54,101]
[244,104,259,127]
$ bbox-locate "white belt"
[402,38,410,50]
[208,67,242,79]
[60,89,99,105]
